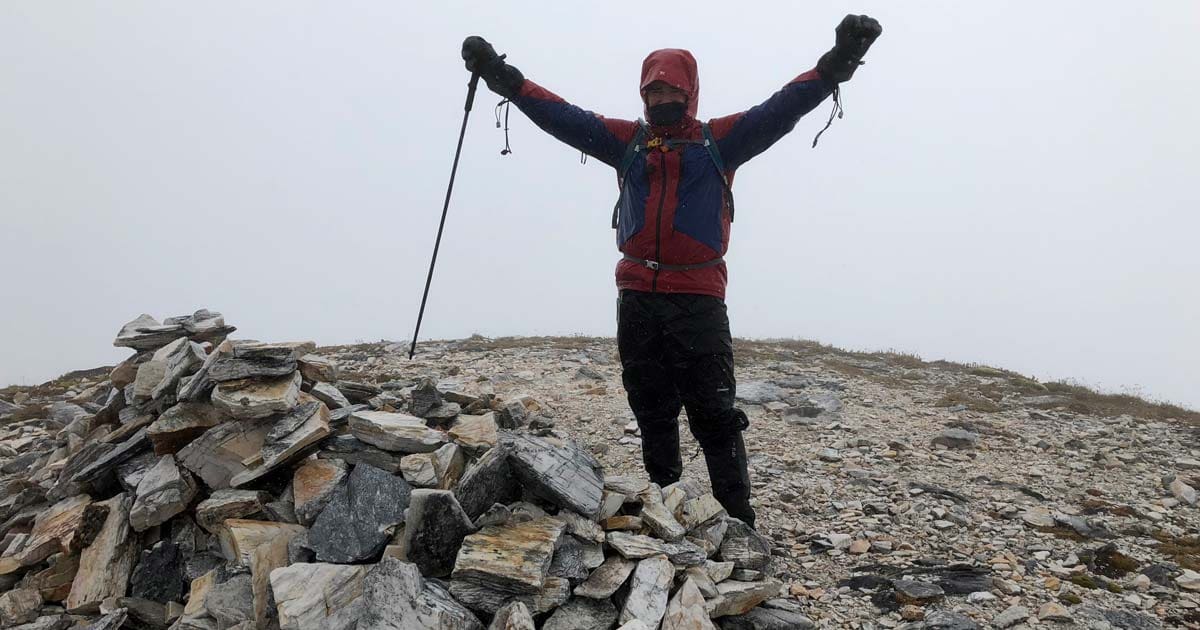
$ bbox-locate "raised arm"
[462,36,636,167]
[709,14,882,170]
[708,72,833,171]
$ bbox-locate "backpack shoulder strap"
[700,122,735,222]
[613,119,651,229]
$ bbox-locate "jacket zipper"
[652,150,667,292]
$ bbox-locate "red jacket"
[509,49,831,299]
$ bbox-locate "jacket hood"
[640,48,699,121]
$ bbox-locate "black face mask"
[647,101,687,126]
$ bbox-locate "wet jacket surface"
[508,49,832,299]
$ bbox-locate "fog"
[2,1,1196,409]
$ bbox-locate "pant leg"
[617,290,683,487]
[661,294,756,528]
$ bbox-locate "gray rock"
[358,558,483,630]
[349,410,449,453]
[208,342,299,382]
[736,381,785,404]
[337,380,383,404]
[544,597,618,630]
[205,572,254,628]
[449,576,569,616]
[150,338,206,401]
[195,489,268,533]
[0,399,19,418]
[619,555,673,627]
[78,609,128,630]
[719,607,815,630]
[129,540,186,604]
[318,434,405,473]
[298,354,339,383]
[505,432,604,518]
[575,554,636,599]
[1074,606,1162,630]
[401,489,475,578]
[114,314,187,351]
[129,455,197,532]
[0,588,42,626]
[309,463,412,563]
[893,579,945,606]
[921,611,980,629]
[992,605,1029,629]
[8,615,73,630]
[454,444,520,520]
[230,400,330,487]
[548,535,591,584]
[310,381,351,409]
[146,403,226,455]
[409,377,443,417]
[607,531,706,566]
[496,400,528,429]
[719,519,772,571]
[705,580,783,618]
[639,486,687,542]
[212,372,302,421]
[931,429,979,450]
[177,419,273,490]
[70,427,151,486]
[488,601,535,630]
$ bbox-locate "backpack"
[611,119,735,230]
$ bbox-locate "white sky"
[1,2,1197,409]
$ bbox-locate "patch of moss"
[1058,592,1083,605]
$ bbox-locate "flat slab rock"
[146,403,226,455]
[575,554,636,599]
[705,579,783,618]
[606,531,706,566]
[208,341,299,382]
[619,554,674,627]
[212,371,302,420]
[719,607,816,630]
[230,400,330,487]
[309,463,412,563]
[350,410,449,453]
[177,418,271,490]
[543,597,618,630]
[449,575,570,617]
[452,516,566,594]
[504,432,604,518]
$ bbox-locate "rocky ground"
[1,315,1198,629]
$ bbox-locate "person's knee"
[688,407,749,446]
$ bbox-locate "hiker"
[462,15,881,528]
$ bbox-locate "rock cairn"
[0,311,800,629]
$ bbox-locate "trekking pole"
[409,71,482,360]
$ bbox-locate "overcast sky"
[2,2,1197,409]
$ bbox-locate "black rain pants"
[616,289,755,527]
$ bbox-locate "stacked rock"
[0,312,801,630]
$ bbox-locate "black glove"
[461,36,525,99]
[816,14,882,84]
